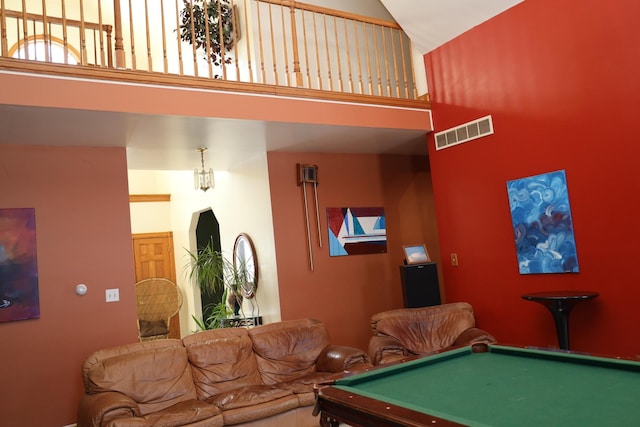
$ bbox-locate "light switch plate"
[106,288,120,302]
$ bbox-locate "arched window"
[9,35,80,65]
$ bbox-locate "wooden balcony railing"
[1,4,113,66]
[0,0,424,104]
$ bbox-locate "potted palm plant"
[186,240,249,329]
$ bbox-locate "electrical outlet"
[450,253,459,267]
[105,288,120,302]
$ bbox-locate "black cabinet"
[400,263,441,308]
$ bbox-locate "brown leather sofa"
[78,318,371,427]
[368,302,496,365]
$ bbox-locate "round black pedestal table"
[521,290,599,350]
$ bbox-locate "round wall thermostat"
[75,284,88,296]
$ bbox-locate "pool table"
[314,343,640,426]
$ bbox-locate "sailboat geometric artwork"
[327,207,387,256]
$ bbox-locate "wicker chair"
[134,278,183,341]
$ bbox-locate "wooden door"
[132,232,181,338]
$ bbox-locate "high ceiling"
[0,1,522,171]
[379,0,523,54]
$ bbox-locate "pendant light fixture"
[195,147,214,191]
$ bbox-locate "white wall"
[128,152,281,337]
[309,0,394,20]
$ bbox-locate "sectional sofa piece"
[78,318,371,427]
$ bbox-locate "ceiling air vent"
[434,115,494,150]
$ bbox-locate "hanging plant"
[178,0,236,70]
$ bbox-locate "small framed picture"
[403,244,430,265]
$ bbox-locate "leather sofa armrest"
[77,392,140,427]
[316,345,371,373]
[368,335,407,365]
[453,327,496,347]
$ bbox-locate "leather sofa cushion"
[82,340,197,416]
[372,302,476,354]
[249,319,331,384]
[183,328,263,399]
[217,394,300,426]
[208,385,293,410]
[137,400,222,427]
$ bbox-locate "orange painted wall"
[267,152,439,351]
[0,145,138,426]
[425,0,640,356]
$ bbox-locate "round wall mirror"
[233,233,258,299]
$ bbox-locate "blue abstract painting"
[506,170,579,274]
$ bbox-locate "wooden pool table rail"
[315,384,463,427]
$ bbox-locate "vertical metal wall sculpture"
[297,164,321,271]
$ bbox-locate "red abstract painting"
[0,208,40,323]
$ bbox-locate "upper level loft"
[0,0,430,110]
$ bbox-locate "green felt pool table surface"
[316,344,640,427]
